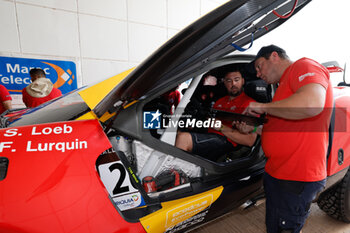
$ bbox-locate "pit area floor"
[193,201,350,233]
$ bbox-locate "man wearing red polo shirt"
[241,45,333,233]
[0,84,12,114]
[175,66,257,161]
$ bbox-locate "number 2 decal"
[109,163,129,195]
[98,161,138,197]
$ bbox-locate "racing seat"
[244,79,272,103]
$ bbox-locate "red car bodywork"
[327,86,350,176]
[0,120,145,233]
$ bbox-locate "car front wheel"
[317,167,350,222]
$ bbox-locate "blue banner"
[0,56,77,95]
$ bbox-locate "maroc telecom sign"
[0,56,77,95]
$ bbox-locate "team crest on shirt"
[230,106,236,111]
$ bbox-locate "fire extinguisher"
[142,169,187,193]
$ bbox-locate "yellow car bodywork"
[76,68,135,122]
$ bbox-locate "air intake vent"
[0,157,9,181]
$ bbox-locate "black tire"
[317,168,350,222]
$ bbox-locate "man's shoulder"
[0,85,11,98]
[0,85,8,92]
[215,95,228,103]
[51,87,62,96]
[241,92,256,104]
[22,85,32,96]
[293,57,325,70]
[290,58,330,83]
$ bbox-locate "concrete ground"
[193,201,350,233]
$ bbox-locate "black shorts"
[190,132,235,160]
[263,172,326,233]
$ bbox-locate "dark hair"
[223,64,243,79]
[255,44,289,60]
[29,68,46,78]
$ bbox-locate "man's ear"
[270,51,279,61]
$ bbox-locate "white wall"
[0,0,229,89]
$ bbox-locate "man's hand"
[213,120,224,131]
[243,102,266,117]
[233,121,262,135]
[2,100,12,111]
[233,121,254,134]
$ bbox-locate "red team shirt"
[209,92,256,146]
[0,85,12,114]
[262,58,333,182]
[22,87,62,108]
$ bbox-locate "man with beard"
[175,67,257,161]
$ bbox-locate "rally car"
[1,0,350,232]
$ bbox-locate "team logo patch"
[298,72,315,82]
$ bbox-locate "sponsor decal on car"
[165,210,209,233]
[140,186,223,233]
[113,192,145,211]
[98,161,146,211]
[165,195,212,230]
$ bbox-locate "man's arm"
[245,83,326,120]
[2,100,12,111]
[234,121,262,135]
[219,125,257,147]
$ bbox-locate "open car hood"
[94,0,311,117]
